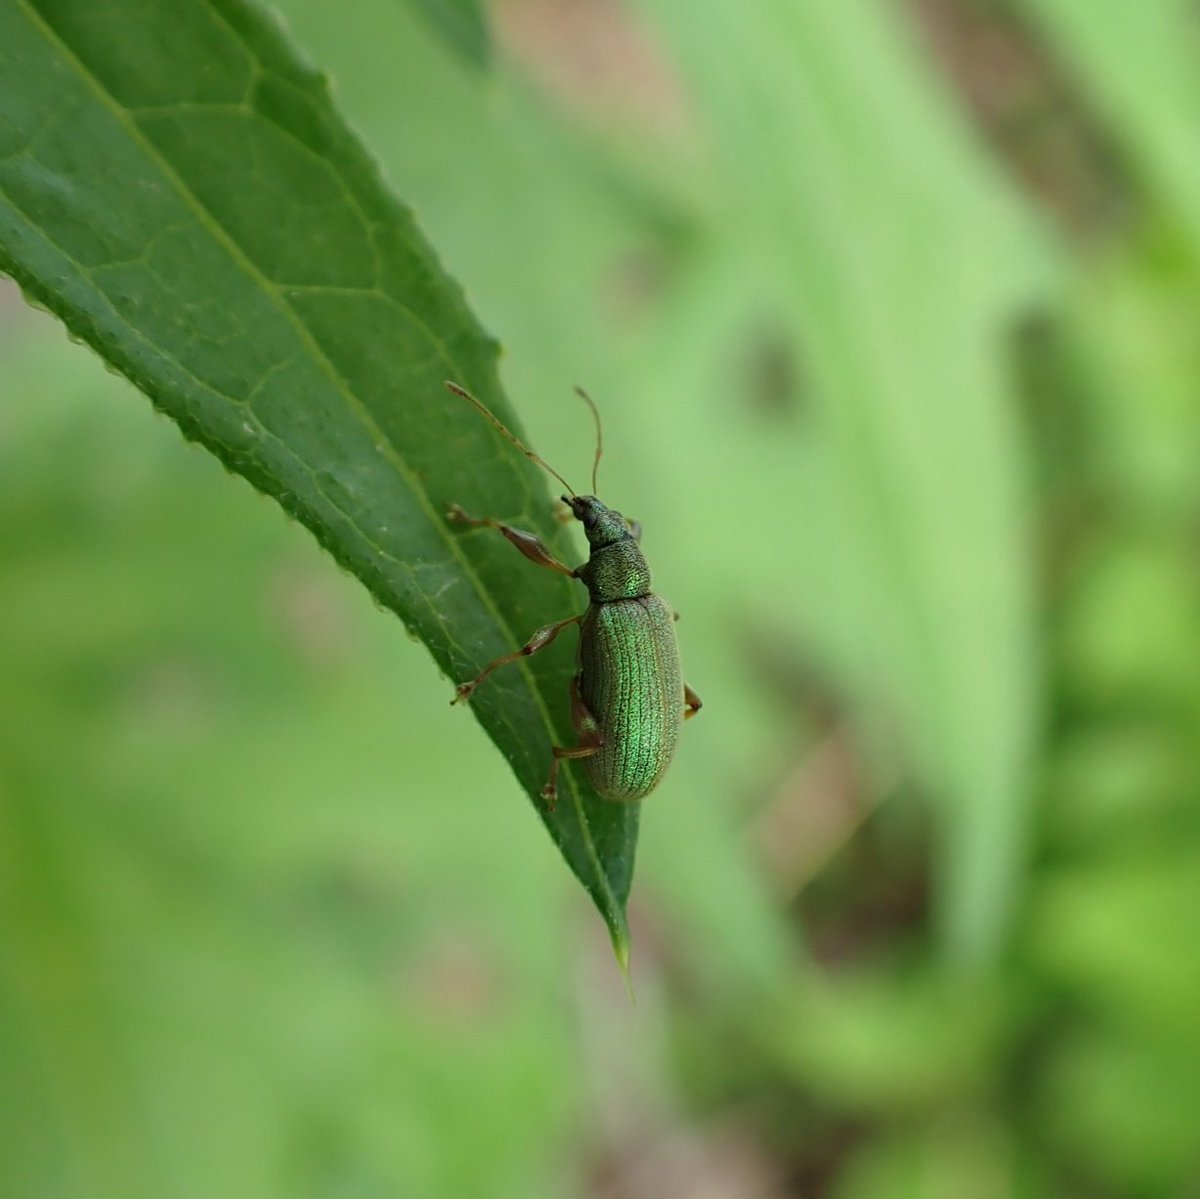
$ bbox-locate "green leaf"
[637,0,1051,965]
[0,0,635,958]
[401,0,490,68]
[1017,0,1200,250]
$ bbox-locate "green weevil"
[444,381,701,808]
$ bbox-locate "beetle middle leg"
[447,504,577,577]
[541,675,603,809]
[684,683,703,720]
[452,614,580,705]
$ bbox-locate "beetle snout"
[564,495,597,525]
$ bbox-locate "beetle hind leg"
[540,742,602,811]
[684,683,702,721]
[541,675,603,810]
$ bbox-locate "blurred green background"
[4,0,1200,1195]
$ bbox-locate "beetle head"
[562,495,632,548]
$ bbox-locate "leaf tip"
[610,923,635,1002]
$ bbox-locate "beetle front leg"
[452,614,580,705]
[447,504,577,578]
[541,675,603,810]
[684,683,702,721]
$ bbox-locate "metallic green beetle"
[445,382,701,807]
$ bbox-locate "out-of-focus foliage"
[2,0,1200,1196]
[403,0,491,66]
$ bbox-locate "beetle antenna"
[574,386,603,495]
[445,381,577,497]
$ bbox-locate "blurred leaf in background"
[4,0,1200,1196]
[403,0,491,66]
